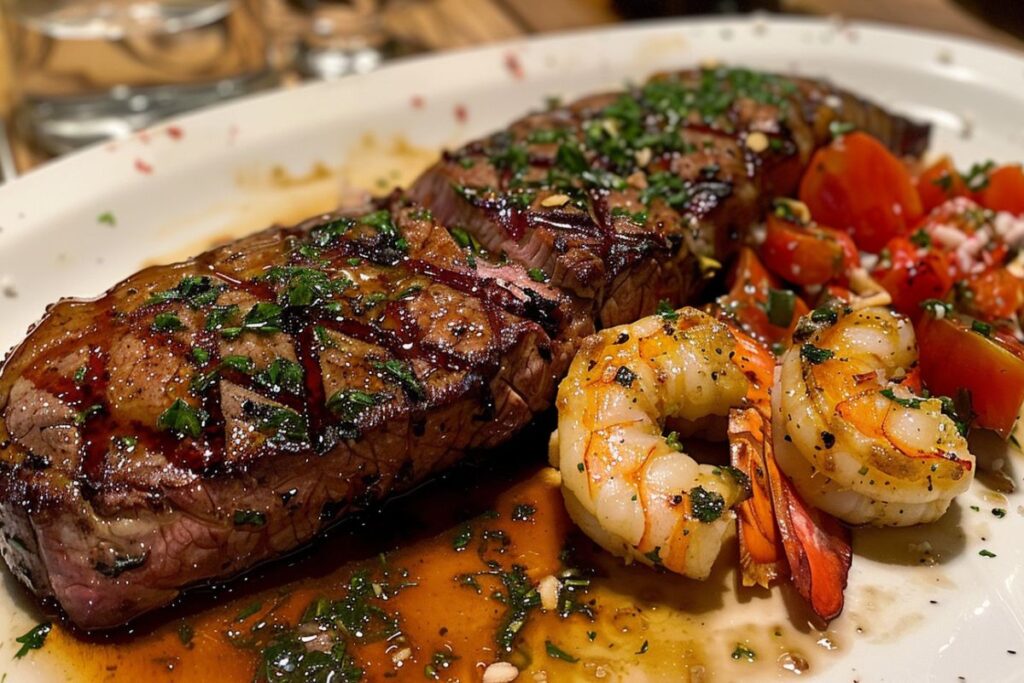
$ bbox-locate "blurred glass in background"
[4,0,276,154]
[287,0,422,80]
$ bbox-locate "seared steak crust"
[410,67,929,326]
[0,195,589,628]
[0,66,928,629]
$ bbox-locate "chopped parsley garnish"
[962,160,995,192]
[689,485,725,523]
[177,622,194,647]
[910,229,931,248]
[205,304,238,331]
[309,217,355,248]
[979,549,997,558]
[360,210,409,253]
[97,211,116,226]
[828,120,856,138]
[880,388,923,409]
[971,319,993,337]
[665,431,683,452]
[993,508,1007,518]
[190,354,255,393]
[233,509,267,527]
[636,640,649,655]
[545,640,579,663]
[731,643,757,662]
[766,288,796,328]
[145,275,222,309]
[152,312,184,333]
[73,365,87,386]
[254,358,305,395]
[452,525,472,551]
[14,622,51,659]
[262,266,350,308]
[511,504,536,521]
[810,306,838,325]
[656,299,678,321]
[74,403,103,426]
[920,299,953,317]
[373,359,425,400]
[235,600,262,621]
[221,302,283,339]
[326,389,388,423]
[527,267,548,283]
[495,565,541,651]
[191,347,211,364]
[242,401,309,446]
[644,546,663,565]
[800,344,834,364]
[157,399,206,439]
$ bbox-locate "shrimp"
[549,307,751,579]
[728,325,852,622]
[776,305,975,526]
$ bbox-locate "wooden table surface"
[1,0,1021,174]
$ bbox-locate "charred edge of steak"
[410,66,931,323]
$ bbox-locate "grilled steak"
[0,196,590,629]
[0,66,929,629]
[410,68,929,326]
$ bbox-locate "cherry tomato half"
[915,156,968,214]
[717,247,810,347]
[975,164,1024,216]
[760,213,858,287]
[917,311,1024,437]
[872,237,954,321]
[799,132,923,253]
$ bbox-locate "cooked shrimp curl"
[550,307,752,579]
[775,305,975,527]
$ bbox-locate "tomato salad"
[717,130,1024,446]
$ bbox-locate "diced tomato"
[759,213,856,286]
[799,132,923,252]
[718,247,810,347]
[916,156,968,214]
[963,268,1024,321]
[975,164,1024,215]
[917,311,1024,437]
[872,237,954,321]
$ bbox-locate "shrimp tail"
[729,406,785,588]
[764,451,852,622]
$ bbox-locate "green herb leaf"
[97,211,116,226]
[972,319,993,337]
[511,504,536,521]
[689,485,725,523]
[766,288,797,328]
[14,622,51,659]
[152,312,184,333]
[145,275,222,309]
[828,120,856,138]
[373,359,425,400]
[545,640,579,663]
[221,302,283,339]
[452,525,472,552]
[527,267,548,283]
[157,399,206,439]
[656,299,678,321]
[233,509,267,528]
[326,389,389,423]
[800,344,834,364]
[731,643,756,662]
[979,549,997,558]
[254,358,305,395]
[242,401,309,446]
[613,366,636,388]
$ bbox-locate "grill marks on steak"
[410,67,930,326]
[0,195,588,628]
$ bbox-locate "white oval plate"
[2,15,1024,683]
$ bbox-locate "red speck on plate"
[410,95,425,109]
[137,130,151,144]
[228,124,240,145]
[134,158,154,175]
[167,125,184,140]
[454,104,468,123]
[504,52,524,80]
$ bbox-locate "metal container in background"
[3,0,277,155]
